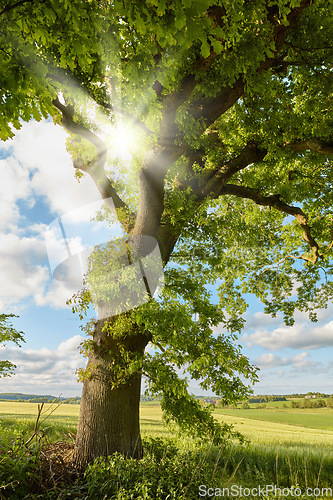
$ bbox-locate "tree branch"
[0,0,33,16]
[48,69,152,136]
[52,97,135,231]
[201,143,267,199]
[220,184,323,264]
[285,139,333,155]
[132,143,187,237]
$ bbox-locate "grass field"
[1,401,333,445]
[216,407,333,431]
[1,401,333,457]
[1,401,333,498]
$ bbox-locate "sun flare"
[108,123,141,161]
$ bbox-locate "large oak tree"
[1,0,333,467]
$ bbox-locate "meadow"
[216,408,333,432]
[0,401,333,499]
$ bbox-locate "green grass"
[216,407,333,431]
[1,401,333,499]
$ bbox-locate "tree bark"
[74,313,150,468]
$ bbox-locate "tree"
[327,398,333,409]
[0,314,25,377]
[1,0,333,467]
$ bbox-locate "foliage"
[0,314,24,378]
[327,397,333,409]
[84,438,217,500]
[1,431,332,499]
[0,437,42,499]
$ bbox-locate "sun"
[107,122,142,161]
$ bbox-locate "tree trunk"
[74,312,150,468]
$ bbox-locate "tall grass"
[1,402,333,498]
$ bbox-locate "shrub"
[84,437,225,500]
[327,397,333,408]
[0,439,42,498]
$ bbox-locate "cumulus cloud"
[6,120,100,214]
[0,335,85,397]
[0,120,105,311]
[255,351,319,371]
[244,311,284,331]
[242,321,333,350]
[34,279,83,309]
[0,155,32,230]
[0,232,49,310]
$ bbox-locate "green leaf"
[200,38,210,58]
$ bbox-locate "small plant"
[84,438,232,500]
[0,438,42,498]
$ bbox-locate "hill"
[0,393,63,401]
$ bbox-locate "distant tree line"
[248,396,287,403]
[289,392,332,398]
[291,398,333,409]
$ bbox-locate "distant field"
[1,401,333,449]
[216,408,333,431]
[214,413,333,450]
[238,398,331,409]
[0,401,80,417]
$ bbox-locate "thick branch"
[48,69,152,135]
[52,97,135,231]
[202,143,267,199]
[285,139,333,155]
[220,184,322,264]
[0,0,32,15]
[132,143,186,237]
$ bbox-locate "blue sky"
[0,119,332,398]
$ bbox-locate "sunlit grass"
[214,411,333,448]
[1,401,333,496]
[217,408,333,431]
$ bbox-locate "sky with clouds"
[0,119,332,398]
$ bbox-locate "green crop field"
[216,408,333,431]
[1,401,333,498]
[1,401,333,451]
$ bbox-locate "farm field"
[1,401,333,449]
[216,407,333,431]
[1,401,333,498]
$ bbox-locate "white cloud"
[0,228,82,311]
[255,353,289,368]
[8,120,100,214]
[244,311,284,331]
[0,233,49,310]
[0,154,32,230]
[34,279,82,309]
[242,321,333,350]
[0,335,85,397]
[255,351,318,371]
[0,120,105,311]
